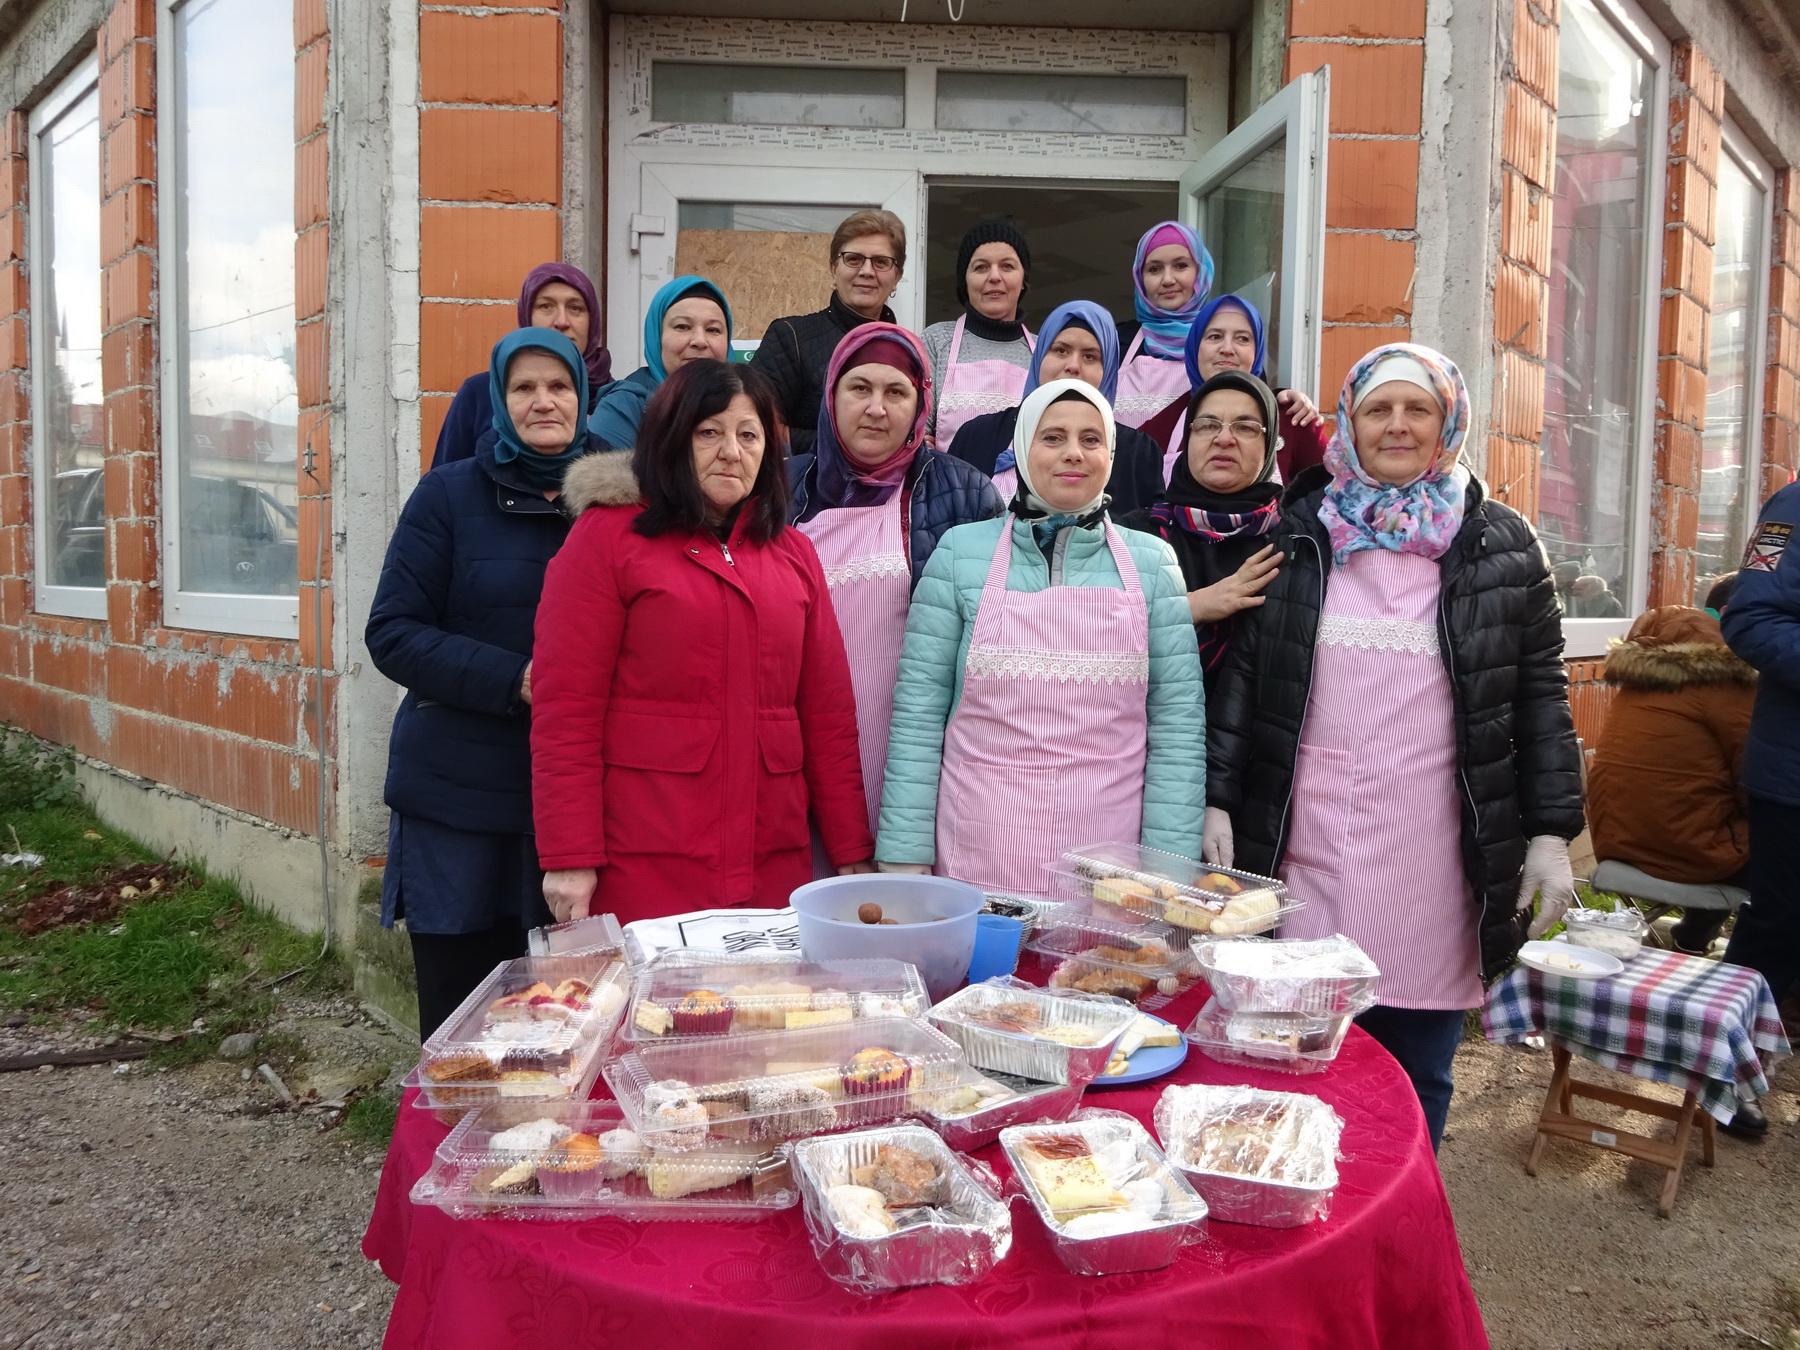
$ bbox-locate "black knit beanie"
[954,219,1032,306]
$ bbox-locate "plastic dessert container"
[927,980,1137,1085]
[1020,910,1201,1011]
[1153,1083,1342,1228]
[408,956,630,1127]
[526,912,627,961]
[1046,841,1302,936]
[604,1016,966,1149]
[1561,907,1648,962]
[1181,997,1351,1075]
[790,1124,1012,1291]
[1191,934,1380,1017]
[999,1116,1207,1276]
[408,1099,798,1221]
[622,956,927,1045]
[920,1064,1085,1151]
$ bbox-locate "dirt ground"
[0,1022,1793,1349]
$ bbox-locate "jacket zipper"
[719,539,736,567]
[1272,532,1325,860]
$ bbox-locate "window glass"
[653,62,905,129]
[1541,0,1657,620]
[33,78,103,592]
[170,0,298,598]
[1700,149,1766,598]
[1198,140,1284,381]
[935,71,1185,136]
[675,201,863,350]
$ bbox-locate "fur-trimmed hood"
[559,449,641,515]
[1603,605,1756,690]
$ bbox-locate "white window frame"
[155,0,299,639]
[27,56,105,621]
[1715,119,1773,553]
[1551,0,1669,660]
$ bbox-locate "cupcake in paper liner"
[671,989,734,1036]
[536,1132,603,1199]
[840,1047,912,1099]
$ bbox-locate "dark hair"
[631,360,789,543]
[1705,570,1738,613]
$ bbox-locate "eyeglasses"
[1191,417,1266,441]
[837,251,898,275]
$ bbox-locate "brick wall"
[1768,170,1800,490]
[416,0,564,473]
[1287,0,1423,401]
[0,0,335,839]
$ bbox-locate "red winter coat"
[530,451,873,923]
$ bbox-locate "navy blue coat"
[1724,480,1800,806]
[366,437,574,836]
[787,447,1004,586]
[431,370,609,469]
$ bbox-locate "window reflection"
[1700,151,1764,599]
[171,0,298,597]
[1202,140,1285,380]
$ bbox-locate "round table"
[363,984,1489,1350]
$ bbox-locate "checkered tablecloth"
[1484,948,1791,1122]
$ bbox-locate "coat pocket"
[943,764,1062,893]
[603,711,720,773]
[757,717,808,856]
[601,711,721,863]
[1282,744,1353,882]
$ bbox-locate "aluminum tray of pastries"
[604,1017,967,1150]
[1152,1083,1342,1228]
[790,1124,1012,1291]
[1192,933,1380,1017]
[1047,842,1301,936]
[1181,997,1352,1075]
[526,912,627,961]
[927,979,1138,1085]
[408,1100,797,1221]
[408,956,630,1127]
[919,1063,1085,1152]
[999,1115,1208,1276]
[1021,911,1201,1011]
[622,956,927,1044]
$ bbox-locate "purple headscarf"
[517,262,612,392]
[811,323,934,510]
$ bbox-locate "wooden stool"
[1524,1045,1716,1218]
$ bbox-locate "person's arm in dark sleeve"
[751,319,817,457]
[1722,487,1800,693]
[431,375,486,470]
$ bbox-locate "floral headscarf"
[1131,221,1215,360]
[1317,342,1472,565]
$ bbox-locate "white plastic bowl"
[790,875,984,1002]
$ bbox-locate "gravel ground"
[0,1020,1792,1348]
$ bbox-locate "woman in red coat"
[531,360,875,925]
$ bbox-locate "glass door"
[1178,70,1330,397]
[613,162,918,371]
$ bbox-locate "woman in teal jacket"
[875,378,1204,894]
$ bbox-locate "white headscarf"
[1012,378,1116,518]
[1352,353,1442,412]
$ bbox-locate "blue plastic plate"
[1084,1016,1189,1088]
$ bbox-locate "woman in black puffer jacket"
[1205,342,1584,1150]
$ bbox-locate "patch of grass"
[342,1089,400,1148]
[0,737,82,815]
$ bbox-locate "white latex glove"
[1202,807,1235,868]
[876,861,933,875]
[1517,836,1575,939]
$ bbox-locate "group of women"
[369,210,1583,1148]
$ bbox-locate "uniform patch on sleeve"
[1743,520,1793,573]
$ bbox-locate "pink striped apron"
[933,521,1150,896]
[1278,550,1482,1009]
[936,315,1034,451]
[1115,329,1194,433]
[796,493,912,833]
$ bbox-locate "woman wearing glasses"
[1121,370,1284,694]
[753,210,908,457]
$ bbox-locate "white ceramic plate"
[1517,939,1624,981]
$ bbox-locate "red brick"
[101,323,155,394]
[1286,43,1423,135]
[100,39,156,126]
[1494,258,1546,352]
[101,0,154,67]
[1667,95,1720,180]
[420,301,517,392]
[105,386,156,453]
[1658,293,1707,372]
[103,453,157,520]
[1494,348,1545,441]
[101,113,154,197]
[298,499,332,584]
[110,516,155,582]
[0,314,22,372]
[29,631,102,693]
[0,262,21,316]
[296,410,331,491]
[296,133,328,231]
[296,38,329,138]
[295,0,328,48]
[420,206,560,300]
[1502,169,1552,275]
[0,209,23,266]
[1655,420,1702,491]
[1323,234,1414,325]
[1769,362,1799,422]
[1512,0,1557,103]
[420,108,561,205]
[1289,0,1425,38]
[1325,139,1418,232]
[1674,41,1723,116]
[1772,264,1800,326]
[298,582,332,669]
[102,251,152,328]
[1774,211,1800,270]
[1502,82,1554,188]
[1320,324,1409,405]
[296,320,327,408]
[420,12,562,106]
[100,181,156,261]
[296,227,328,321]
[105,580,155,642]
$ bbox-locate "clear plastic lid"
[928,978,1138,1085]
[1181,997,1351,1075]
[412,956,629,1107]
[526,912,627,961]
[1191,933,1380,1016]
[1153,1083,1342,1190]
[622,956,928,1045]
[1047,842,1301,936]
[1561,907,1648,960]
[408,1099,798,1221]
[604,1017,967,1150]
[1022,910,1200,1010]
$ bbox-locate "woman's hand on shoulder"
[1276,388,1322,428]
[543,868,598,923]
[1188,544,1281,624]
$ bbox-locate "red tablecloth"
[364,985,1488,1350]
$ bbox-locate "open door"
[1179,69,1330,398]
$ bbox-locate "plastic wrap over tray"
[919,1063,1085,1151]
[1191,933,1379,1016]
[1153,1083,1342,1228]
[408,1099,798,1221]
[1182,997,1352,1075]
[526,912,627,961]
[999,1111,1207,1276]
[789,1124,1012,1292]
[623,956,927,1044]
[928,978,1137,1085]
[1047,841,1302,936]
[1021,910,1201,1011]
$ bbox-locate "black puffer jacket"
[1207,467,1585,982]
[787,447,1004,586]
[751,295,897,457]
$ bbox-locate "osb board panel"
[674,229,830,341]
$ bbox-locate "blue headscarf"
[644,275,733,381]
[1131,221,1215,360]
[996,301,1120,475]
[1183,294,1268,388]
[486,327,589,493]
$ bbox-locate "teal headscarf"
[589,275,735,450]
[488,327,590,493]
[643,275,734,381]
